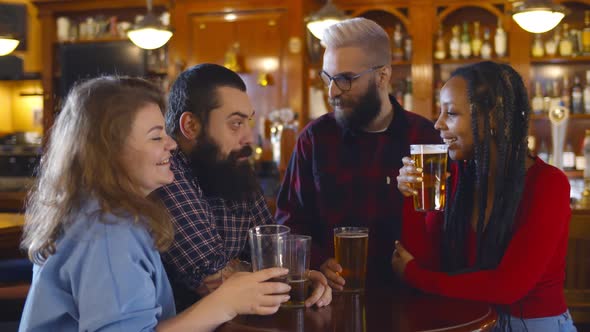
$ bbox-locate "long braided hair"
[441,61,531,273]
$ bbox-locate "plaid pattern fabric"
[156,150,273,289]
[275,96,441,287]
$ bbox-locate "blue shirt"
[19,199,176,332]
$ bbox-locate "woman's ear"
[179,112,202,140]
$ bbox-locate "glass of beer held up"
[410,144,448,211]
[334,227,369,292]
[282,235,312,308]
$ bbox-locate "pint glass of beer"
[333,227,369,292]
[410,144,448,211]
[248,225,290,278]
[282,235,312,308]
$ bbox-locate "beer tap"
[548,100,569,170]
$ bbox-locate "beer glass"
[282,235,312,308]
[333,227,369,292]
[410,144,448,211]
[248,225,290,282]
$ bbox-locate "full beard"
[331,80,382,132]
[187,134,260,202]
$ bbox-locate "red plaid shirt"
[276,97,440,288]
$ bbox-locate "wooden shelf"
[530,114,590,120]
[531,55,590,64]
[434,57,509,65]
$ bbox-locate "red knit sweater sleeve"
[404,163,571,305]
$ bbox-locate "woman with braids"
[19,76,291,331]
[393,61,576,331]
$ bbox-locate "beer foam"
[410,144,448,155]
[335,233,369,238]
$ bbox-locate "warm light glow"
[224,13,237,21]
[0,37,19,56]
[127,28,173,50]
[512,10,565,33]
[307,19,342,40]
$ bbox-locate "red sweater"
[402,157,571,318]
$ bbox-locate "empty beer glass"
[334,227,369,292]
[248,225,290,281]
[282,235,312,308]
[410,144,448,211]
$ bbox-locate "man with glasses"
[276,18,440,290]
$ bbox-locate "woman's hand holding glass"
[397,157,422,197]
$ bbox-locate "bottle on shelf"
[562,76,571,111]
[434,25,446,60]
[532,34,545,58]
[545,27,560,57]
[392,24,404,61]
[551,80,562,109]
[404,77,413,111]
[494,18,507,57]
[537,139,550,164]
[531,81,545,114]
[563,141,576,170]
[559,23,573,57]
[584,10,590,55]
[404,36,412,61]
[471,21,482,58]
[543,81,553,113]
[460,21,472,58]
[572,76,583,114]
[584,70,590,114]
[450,25,461,59]
[481,27,492,59]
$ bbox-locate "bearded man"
[275,18,440,291]
[158,64,330,311]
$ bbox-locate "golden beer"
[334,227,369,292]
[410,144,448,211]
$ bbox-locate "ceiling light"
[511,0,568,33]
[127,0,173,50]
[0,36,19,56]
[306,0,347,41]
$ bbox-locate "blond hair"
[322,17,391,67]
[22,76,174,264]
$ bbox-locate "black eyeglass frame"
[319,65,385,92]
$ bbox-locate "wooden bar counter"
[217,288,497,332]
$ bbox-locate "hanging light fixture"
[127,0,173,50]
[511,0,569,34]
[306,0,348,41]
[0,35,19,56]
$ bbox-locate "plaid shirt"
[156,150,273,290]
[275,96,440,288]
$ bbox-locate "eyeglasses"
[319,65,384,92]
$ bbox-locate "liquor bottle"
[543,81,553,113]
[559,23,573,57]
[584,11,590,54]
[537,139,550,163]
[481,27,492,59]
[562,76,571,111]
[403,77,413,111]
[572,76,584,114]
[460,22,471,58]
[434,25,446,60]
[531,34,545,57]
[450,25,461,59]
[584,70,590,114]
[545,27,560,57]
[494,18,507,57]
[404,36,412,61]
[563,142,576,170]
[531,81,545,114]
[471,21,482,57]
[392,24,404,61]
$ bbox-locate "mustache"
[228,145,253,161]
